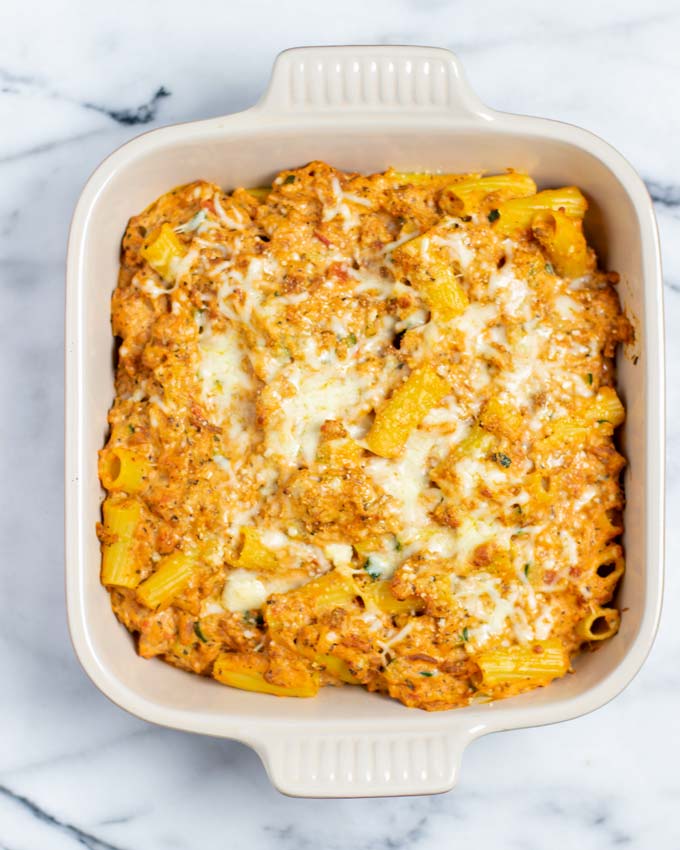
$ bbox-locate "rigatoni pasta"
[100,498,143,588]
[98,163,630,710]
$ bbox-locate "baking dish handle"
[257,46,489,118]
[256,727,476,797]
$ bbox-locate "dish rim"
[65,44,665,797]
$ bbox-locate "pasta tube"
[136,551,196,609]
[475,639,569,687]
[440,172,537,216]
[419,272,469,323]
[313,654,359,684]
[101,498,142,588]
[592,544,625,585]
[479,396,524,441]
[294,644,360,685]
[450,425,494,461]
[531,209,595,278]
[141,223,186,281]
[367,365,451,458]
[99,446,151,493]
[296,571,359,611]
[491,188,588,235]
[316,436,363,466]
[584,386,625,428]
[235,527,278,571]
[539,388,626,452]
[213,654,319,697]
[265,571,359,633]
[245,186,272,202]
[576,606,620,641]
[392,231,469,322]
[360,580,424,616]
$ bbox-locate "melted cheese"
[324,543,354,569]
[487,262,531,319]
[450,571,523,647]
[454,302,499,348]
[321,176,362,231]
[222,569,267,611]
[365,430,440,531]
[198,324,254,414]
[267,362,370,465]
[222,568,309,612]
[432,227,475,270]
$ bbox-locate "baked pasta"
[98,163,631,710]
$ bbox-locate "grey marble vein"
[82,86,171,126]
[0,130,110,166]
[647,179,680,210]
[0,67,171,127]
[0,785,125,850]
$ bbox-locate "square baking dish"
[66,45,664,797]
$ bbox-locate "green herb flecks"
[487,208,500,223]
[283,174,296,185]
[193,621,208,643]
[545,262,555,275]
[364,556,382,580]
[492,452,512,468]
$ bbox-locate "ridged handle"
[259,730,469,797]
[258,46,487,115]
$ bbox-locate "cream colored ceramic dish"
[66,46,664,797]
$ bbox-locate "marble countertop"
[1,0,678,846]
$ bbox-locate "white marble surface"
[1,0,677,846]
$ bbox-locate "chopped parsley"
[524,563,531,577]
[459,627,470,643]
[283,174,296,185]
[193,621,208,643]
[492,452,512,468]
[487,208,500,223]
[545,262,555,275]
[419,670,435,677]
[128,424,135,434]
[363,556,382,580]
[394,537,403,552]
[347,332,358,346]
[587,373,593,385]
